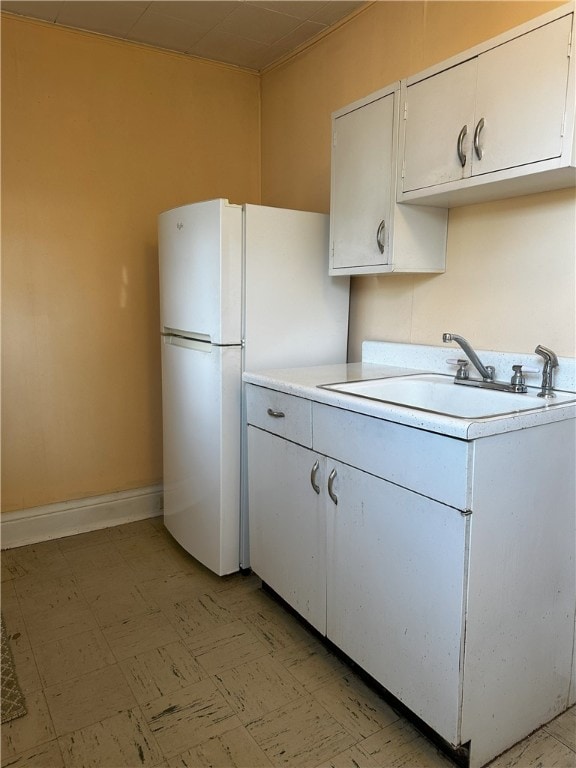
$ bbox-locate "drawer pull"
[267,408,285,418]
[328,468,338,505]
[310,460,320,494]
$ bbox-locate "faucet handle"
[512,365,539,374]
[510,364,538,392]
[446,358,469,380]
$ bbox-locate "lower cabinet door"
[325,460,468,746]
[247,426,327,634]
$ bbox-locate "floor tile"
[44,662,136,736]
[312,673,400,740]
[214,654,307,724]
[14,574,82,615]
[3,521,573,768]
[72,561,138,592]
[6,541,70,580]
[164,593,234,639]
[359,718,454,767]
[57,528,113,553]
[1,689,56,760]
[139,571,224,609]
[33,628,116,688]
[167,725,273,767]
[316,744,380,768]
[82,579,154,627]
[272,641,348,693]
[485,728,576,768]
[0,739,65,767]
[213,576,274,614]
[111,529,173,559]
[247,695,356,767]
[148,516,166,532]
[24,600,98,648]
[241,605,316,653]
[186,619,269,675]
[120,640,207,704]
[57,707,163,768]
[544,706,576,751]
[60,541,126,577]
[142,677,242,759]
[124,547,197,582]
[10,644,42,695]
[1,552,28,582]
[106,518,162,541]
[102,609,181,661]
[1,601,31,654]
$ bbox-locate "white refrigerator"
[159,199,349,576]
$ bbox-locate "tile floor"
[1,517,574,768]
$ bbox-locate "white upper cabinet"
[398,4,575,207]
[331,89,395,271]
[329,84,447,275]
[474,15,571,175]
[402,59,477,191]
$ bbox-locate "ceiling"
[1,0,367,71]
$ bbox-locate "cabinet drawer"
[313,402,471,509]
[246,385,312,447]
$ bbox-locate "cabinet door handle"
[328,468,338,505]
[457,124,468,167]
[267,408,285,418]
[376,219,385,254]
[310,460,320,495]
[473,117,485,160]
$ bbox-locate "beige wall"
[1,16,260,513]
[260,1,575,360]
[2,2,575,516]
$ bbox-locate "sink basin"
[320,374,576,419]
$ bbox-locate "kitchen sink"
[319,373,576,419]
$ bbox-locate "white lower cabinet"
[248,423,466,738]
[245,383,575,768]
[326,459,467,745]
[247,426,326,634]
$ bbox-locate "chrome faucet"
[442,333,495,381]
[535,345,558,398]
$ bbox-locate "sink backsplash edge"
[362,340,576,394]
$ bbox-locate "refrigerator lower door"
[161,334,242,576]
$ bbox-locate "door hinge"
[403,102,408,120]
[333,131,337,148]
[568,25,573,58]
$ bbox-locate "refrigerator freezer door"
[243,204,350,371]
[158,199,242,344]
[161,335,242,575]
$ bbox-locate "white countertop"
[243,356,576,440]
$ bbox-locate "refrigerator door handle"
[162,327,211,342]
[163,335,212,353]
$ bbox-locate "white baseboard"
[0,485,163,550]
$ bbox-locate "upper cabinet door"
[402,59,477,193]
[398,5,575,206]
[473,14,573,176]
[330,90,395,271]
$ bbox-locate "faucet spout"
[443,333,495,381]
